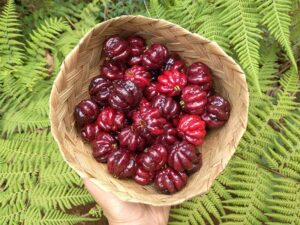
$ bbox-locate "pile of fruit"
[74,35,230,194]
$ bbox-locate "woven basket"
[50,15,249,206]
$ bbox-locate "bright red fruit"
[101,60,126,80]
[168,141,199,172]
[118,126,146,152]
[155,123,178,147]
[155,167,188,194]
[177,115,206,145]
[74,99,99,126]
[142,44,169,70]
[103,35,130,62]
[162,54,186,73]
[124,65,151,89]
[89,76,113,105]
[139,98,151,109]
[152,95,180,120]
[187,62,213,92]
[92,132,117,163]
[109,80,143,112]
[134,167,155,185]
[181,85,207,115]
[96,107,125,132]
[81,123,101,142]
[137,144,168,172]
[157,69,187,96]
[107,149,137,178]
[201,95,230,128]
[144,83,160,101]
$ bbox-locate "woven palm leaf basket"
[50,15,249,206]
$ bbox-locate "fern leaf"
[0,204,25,225]
[89,205,103,218]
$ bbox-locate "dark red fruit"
[128,55,142,66]
[168,141,198,172]
[187,62,213,92]
[81,123,101,142]
[134,167,155,185]
[127,36,146,56]
[177,115,206,145]
[155,167,188,194]
[107,149,137,178]
[155,123,178,147]
[139,98,151,109]
[89,76,113,105]
[186,153,202,175]
[152,95,180,120]
[96,107,125,132]
[133,105,167,137]
[109,80,143,112]
[144,83,160,101]
[162,54,186,73]
[180,85,207,115]
[137,144,168,172]
[92,132,117,163]
[142,43,169,70]
[103,35,130,62]
[124,65,151,89]
[101,60,126,81]
[118,126,146,152]
[201,95,230,128]
[157,69,187,96]
[74,99,99,126]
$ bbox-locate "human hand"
[84,178,170,225]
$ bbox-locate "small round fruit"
[96,107,125,132]
[187,62,213,92]
[103,35,130,62]
[92,132,117,163]
[89,76,113,105]
[155,167,188,194]
[162,54,186,73]
[155,123,178,147]
[144,83,160,101]
[81,123,101,142]
[109,80,143,112]
[157,69,187,96]
[201,95,230,128]
[74,99,99,126]
[124,65,151,89]
[107,149,137,178]
[152,95,180,120]
[137,144,168,172]
[118,126,146,152]
[181,85,207,115]
[177,114,206,145]
[127,35,146,56]
[168,141,199,172]
[101,60,126,80]
[142,43,169,70]
[134,167,155,185]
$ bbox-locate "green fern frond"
[89,205,103,218]
[0,204,25,225]
[259,0,297,70]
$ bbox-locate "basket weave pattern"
[50,15,249,206]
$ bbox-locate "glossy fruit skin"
[89,76,113,105]
[134,167,155,185]
[162,54,186,73]
[181,85,207,115]
[109,80,143,112]
[92,132,117,163]
[155,123,178,147]
[155,167,188,194]
[96,107,125,132]
[128,55,142,66]
[118,126,146,152]
[137,144,168,172]
[74,99,99,126]
[133,105,167,137]
[152,95,180,120]
[124,65,151,89]
[81,123,101,142]
[139,98,151,109]
[103,35,130,62]
[107,149,137,178]
[168,141,198,172]
[201,95,230,128]
[157,69,187,96]
[127,36,146,56]
[142,43,169,70]
[144,83,160,101]
[186,153,202,175]
[101,60,126,80]
[177,114,206,145]
[187,62,213,92]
